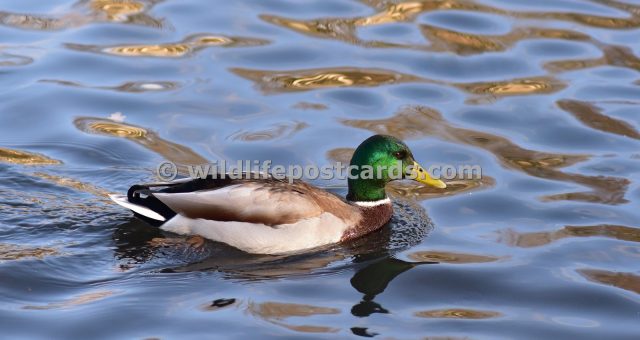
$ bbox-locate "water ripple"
[578,269,640,295]
[0,147,62,165]
[0,0,165,31]
[74,117,207,166]
[66,33,270,58]
[498,224,640,248]
[415,308,502,319]
[231,67,421,93]
[39,79,180,93]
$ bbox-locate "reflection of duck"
[110,135,446,254]
[350,257,418,318]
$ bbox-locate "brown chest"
[341,203,393,241]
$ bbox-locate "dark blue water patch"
[428,191,635,227]
[507,177,575,193]
[429,192,533,222]
[452,103,640,153]
[406,138,495,167]
[222,143,301,166]
[578,157,640,177]
[386,266,640,339]
[28,49,186,83]
[518,39,602,60]
[0,0,65,13]
[608,31,640,55]
[586,66,639,81]
[400,53,539,82]
[222,45,321,67]
[546,238,640,269]
[0,90,168,140]
[0,27,51,44]
[154,2,236,33]
[532,123,639,152]
[606,106,640,125]
[388,84,458,103]
[419,10,513,35]
[357,23,425,45]
[575,85,640,102]
[321,88,387,113]
[62,23,169,45]
[244,0,371,18]
[454,106,528,131]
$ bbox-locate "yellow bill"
[408,161,446,189]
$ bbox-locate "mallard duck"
[110,135,446,254]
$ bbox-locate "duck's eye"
[393,151,406,159]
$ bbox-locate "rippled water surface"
[1,0,640,338]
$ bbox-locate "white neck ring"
[349,197,391,207]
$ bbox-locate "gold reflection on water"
[578,269,640,295]
[231,67,421,93]
[326,147,354,164]
[0,147,62,165]
[415,308,502,319]
[461,77,564,96]
[261,0,512,46]
[343,106,628,204]
[68,34,269,58]
[87,120,147,138]
[421,24,505,54]
[105,44,190,57]
[546,45,640,73]
[0,243,58,261]
[387,177,494,200]
[23,291,115,310]
[262,0,640,55]
[421,24,593,56]
[0,11,85,30]
[74,117,207,167]
[84,0,165,28]
[356,2,426,26]
[33,172,112,199]
[557,99,640,140]
[459,77,566,104]
[90,0,145,21]
[407,250,502,264]
[259,15,360,46]
[0,0,164,31]
[247,302,340,333]
[233,65,565,102]
[499,224,640,248]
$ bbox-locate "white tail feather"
[109,194,166,221]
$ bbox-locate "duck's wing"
[110,176,358,226]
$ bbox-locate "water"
[1,0,639,338]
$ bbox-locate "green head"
[347,135,446,202]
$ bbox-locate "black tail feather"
[127,184,177,225]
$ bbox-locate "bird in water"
[110,135,446,254]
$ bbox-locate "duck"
[109,134,446,254]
